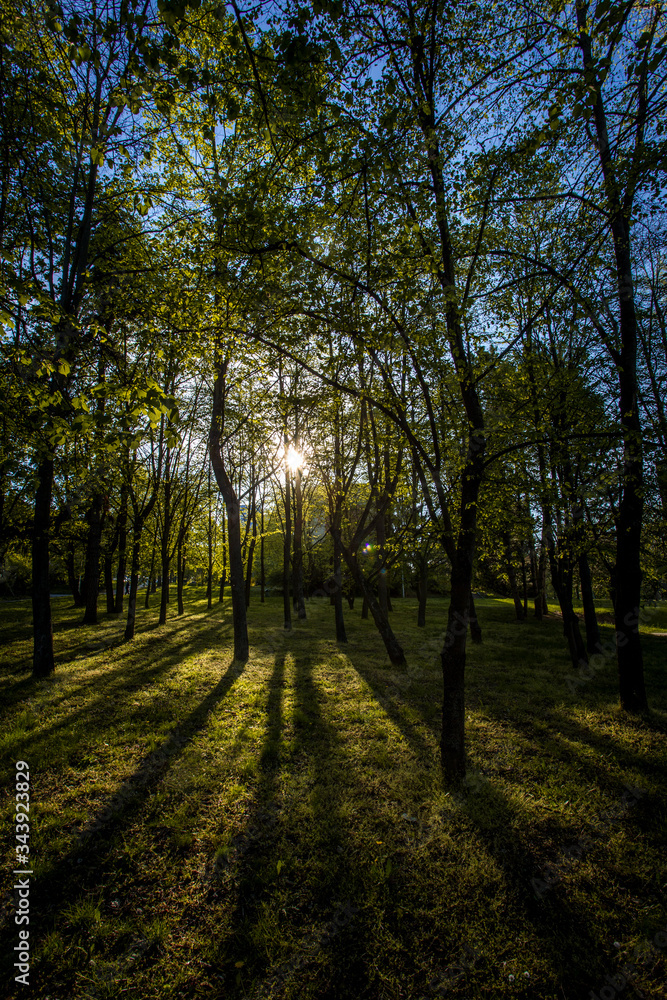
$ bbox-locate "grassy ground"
[1,589,666,1000]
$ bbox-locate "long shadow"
[219,651,364,998]
[347,652,440,763]
[216,652,286,991]
[3,656,246,987]
[0,615,236,753]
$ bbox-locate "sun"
[286,445,304,472]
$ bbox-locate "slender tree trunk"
[503,531,525,621]
[177,537,185,616]
[521,549,529,618]
[82,494,102,625]
[159,480,171,626]
[66,546,83,607]
[468,589,482,643]
[114,485,127,613]
[245,533,256,607]
[32,456,55,677]
[207,471,213,610]
[260,506,265,603]
[417,554,428,627]
[333,530,347,643]
[245,488,256,608]
[292,465,306,618]
[545,510,588,670]
[219,504,226,602]
[529,532,542,620]
[124,526,141,642]
[209,359,248,661]
[576,0,647,714]
[282,449,292,631]
[337,535,405,666]
[144,527,157,609]
[104,554,115,614]
[376,511,390,619]
[579,551,602,655]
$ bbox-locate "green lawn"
[1,591,666,999]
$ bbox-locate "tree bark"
[282,445,292,631]
[66,545,84,607]
[376,510,390,619]
[114,484,127,613]
[260,505,265,603]
[545,508,588,670]
[333,531,347,643]
[32,456,55,677]
[292,464,306,618]
[336,534,405,666]
[104,554,115,614]
[576,2,647,710]
[503,531,525,621]
[144,527,157,609]
[417,553,428,627]
[245,486,256,608]
[177,536,185,616]
[159,477,171,626]
[219,503,226,602]
[124,525,141,641]
[209,357,248,661]
[468,590,482,643]
[82,493,102,625]
[579,551,601,655]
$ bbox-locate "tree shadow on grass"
[217,651,364,999]
[7,656,246,983]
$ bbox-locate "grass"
[0,588,666,999]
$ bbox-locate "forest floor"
[0,590,666,1000]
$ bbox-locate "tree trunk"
[206,465,213,609]
[82,493,102,625]
[32,456,55,678]
[245,492,256,608]
[468,589,482,643]
[521,549,529,618]
[361,593,369,619]
[104,554,115,614]
[576,0,647,714]
[503,531,525,621]
[545,512,588,670]
[66,546,83,607]
[333,531,347,643]
[114,485,127,613]
[529,532,542,620]
[124,526,141,642]
[177,537,185,616]
[159,480,171,626]
[144,528,157,609]
[579,551,601,655]
[338,537,405,666]
[209,360,248,661]
[292,465,306,618]
[417,554,427,627]
[376,510,390,618]
[260,506,265,603]
[219,503,226,602]
[282,451,292,631]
